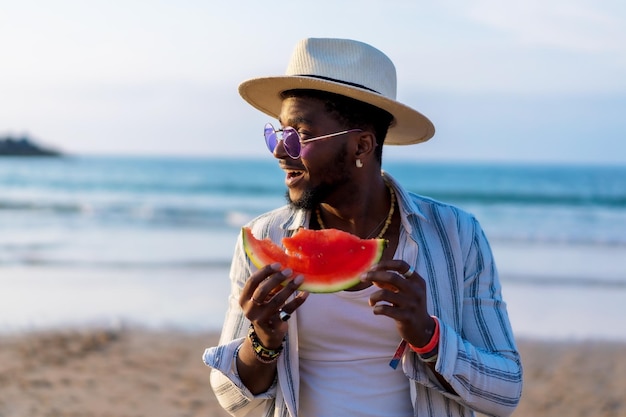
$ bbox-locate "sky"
[1,0,625,164]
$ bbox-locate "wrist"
[253,327,286,350]
[248,324,285,364]
[409,316,440,356]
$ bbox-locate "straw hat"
[238,38,435,145]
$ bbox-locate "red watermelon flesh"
[242,227,386,293]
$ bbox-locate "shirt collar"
[382,171,428,222]
[282,205,309,232]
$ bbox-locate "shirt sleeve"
[403,212,523,417]
[202,230,278,417]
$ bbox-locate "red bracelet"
[409,316,440,355]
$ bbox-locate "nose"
[272,136,288,158]
[273,136,298,159]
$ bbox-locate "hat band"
[298,74,381,95]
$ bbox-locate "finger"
[369,259,409,273]
[279,310,291,321]
[262,274,305,310]
[369,294,424,324]
[371,302,402,319]
[361,269,409,293]
[368,288,404,308]
[401,264,415,279]
[368,259,423,283]
[240,263,281,305]
[251,268,293,305]
[280,290,309,315]
[278,290,309,321]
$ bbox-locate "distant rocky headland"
[0,135,62,156]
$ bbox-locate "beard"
[286,144,350,211]
[285,185,330,211]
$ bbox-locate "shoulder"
[401,190,486,245]
[410,192,476,223]
[386,172,477,227]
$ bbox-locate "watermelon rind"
[241,227,386,293]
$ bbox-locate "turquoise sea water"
[1,156,625,338]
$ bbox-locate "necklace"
[315,180,396,239]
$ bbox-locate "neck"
[315,175,393,239]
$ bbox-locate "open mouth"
[287,170,304,179]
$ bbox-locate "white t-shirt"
[297,285,413,417]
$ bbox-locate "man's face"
[275,96,353,210]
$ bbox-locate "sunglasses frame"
[264,123,362,159]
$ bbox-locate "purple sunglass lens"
[264,124,278,152]
[281,128,301,158]
[263,124,301,158]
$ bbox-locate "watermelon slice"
[242,226,387,293]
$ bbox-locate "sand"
[1,327,624,417]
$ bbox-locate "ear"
[354,131,377,159]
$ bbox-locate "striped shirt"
[203,172,523,417]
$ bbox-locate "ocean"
[1,156,625,340]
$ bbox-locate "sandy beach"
[1,327,624,417]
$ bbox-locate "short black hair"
[280,89,393,163]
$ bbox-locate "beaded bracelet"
[248,324,284,364]
[409,316,440,356]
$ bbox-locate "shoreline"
[1,326,625,417]
[3,263,625,341]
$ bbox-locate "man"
[203,38,523,417]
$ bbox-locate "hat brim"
[239,76,435,145]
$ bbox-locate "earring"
[356,159,363,168]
